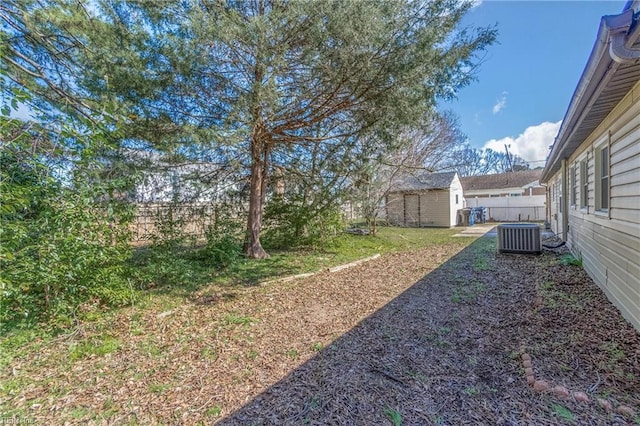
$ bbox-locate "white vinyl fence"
[464,195,546,222]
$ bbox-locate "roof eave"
[541,17,614,183]
[540,7,640,183]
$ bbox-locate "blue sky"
[10,1,625,170]
[444,0,627,168]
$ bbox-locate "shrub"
[202,233,242,268]
[263,196,345,249]
[0,120,135,329]
[200,205,243,268]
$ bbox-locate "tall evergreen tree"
[2,0,496,258]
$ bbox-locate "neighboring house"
[540,2,640,331]
[123,148,238,203]
[122,149,242,242]
[136,162,230,203]
[386,171,462,227]
[461,170,546,221]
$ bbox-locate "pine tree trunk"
[244,134,269,259]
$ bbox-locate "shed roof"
[390,171,457,192]
[541,1,640,183]
[460,170,542,191]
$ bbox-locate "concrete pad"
[453,224,496,237]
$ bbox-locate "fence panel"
[132,203,216,243]
[465,195,546,222]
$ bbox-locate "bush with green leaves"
[201,233,242,269]
[0,119,135,329]
[199,204,243,268]
[263,196,345,249]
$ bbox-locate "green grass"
[464,386,480,396]
[560,253,583,267]
[205,405,223,417]
[126,226,466,297]
[223,313,257,326]
[210,226,464,286]
[538,280,584,311]
[451,279,486,303]
[0,328,47,370]
[68,336,122,361]
[550,403,575,423]
[384,407,403,426]
[148,383,171,394]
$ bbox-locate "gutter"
[540,4,640,184]
[607,8,640,63]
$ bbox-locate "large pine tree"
[2,0,496,258]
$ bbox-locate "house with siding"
[386,172,462,228]
[540,1,640,331]
[461,170,545,198]
[461,170,546,221]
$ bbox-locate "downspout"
[561,159,569,242]
[541,182,550,228]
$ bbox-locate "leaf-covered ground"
[2,233,639,425]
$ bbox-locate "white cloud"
[492,91,508,114]
[482,121,562,164]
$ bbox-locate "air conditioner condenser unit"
[497,224,542,254]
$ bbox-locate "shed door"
[404,194,420,227]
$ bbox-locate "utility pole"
[504,143,514,172]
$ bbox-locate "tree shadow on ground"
[216,235,541,425]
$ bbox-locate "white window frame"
[579,158,588,209]
[595,137,610,214]
[570,165,577,207]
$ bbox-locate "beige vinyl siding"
[405,194,420,227]
[561,80,640,331]
[419,190,451,227]
[385,189,453,228]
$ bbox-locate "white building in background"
[460,170,546,222]
[386,172,463,228]
[123,149,240,203]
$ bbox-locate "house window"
[595,145,609,211]
[510,193,521,197]
[570,165,577,206]
[580,160,588,208]
[455,194,459,204]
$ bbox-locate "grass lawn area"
[211,226,462,284]
[127,226,466,295]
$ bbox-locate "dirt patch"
[2,237,639,425]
